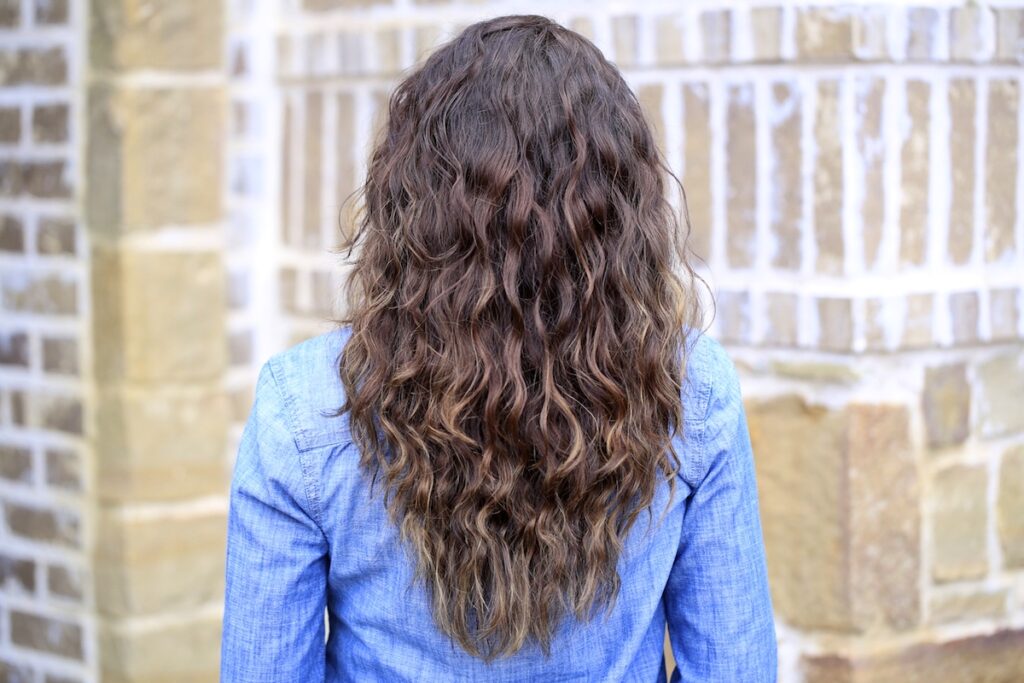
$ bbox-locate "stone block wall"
[1,1,1022,681]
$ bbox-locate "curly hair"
[328,14,708,664]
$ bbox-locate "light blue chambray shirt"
[220,324,777,682]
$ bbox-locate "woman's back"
[220,324,776,681]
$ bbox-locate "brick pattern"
[266,4,1024,683]
[0,0,90,680]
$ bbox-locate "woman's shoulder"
[258,324,354,453]
[681,327,740,426]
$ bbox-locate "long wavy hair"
[328,14,708,664]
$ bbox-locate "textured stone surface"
[746,395,920,631]
[948,79,976,264]
[725,83,755,268]
[814,79,843,274]
[998,445,1024,567]
[976,349,1024,437]
[91,246,226,382]
[87,85,224,233]
[922,363,970,449]
[770,82,802,270]
[682,83,711,263]
[90,0,223,70]
[99,613,222,683]
[929,589,1008,625]
[900,79,930,267]
[932,464,988,582]
[986,79,1018,263]
[10,610,83,660]
[803,629,1024,683]
[96,509,227,616]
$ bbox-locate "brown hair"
[329,14,708,663]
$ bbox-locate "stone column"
[86,2,228,681]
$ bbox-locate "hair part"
[328,13,710,663]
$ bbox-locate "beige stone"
[814,79,843,274]
[716,290,749,343]
[612,15,638,67]
[637,84,664,156]
[100,613,222,683]
[817,297,852,351]
[91,246,227,383]
[725,83,755,268]
[986,79,1018,263]
[852,7,887,61]
[996,9,1024,62]
[856,77,884,270]
[751,8,781,62]
[654,14,686,65]
[746,395,920,632]
[803,629,1024,683]
[96,508,227,616]
[796,7,853,61]
[900,80,930,267]
[922,363,970,449]
[998,445,1024,567]
[10,610,83,660]
[950,5,996,63]
[989,288,1020,341]
[95,385,229,502]
[87,85,224,234]
[906,7,939,61]
[770,82,801,271]
[932,464,988,582]
[902,293,933,348]
[682,83,711,262]
[949,291,980,344]
[763,292,798,346]
[90,0,223,70]
[929,589,1008,625]
[700,10,730,64]
[948,79,976,265]
[976,349,1024,437]
[771,360,858,384]
[303,91,323,249]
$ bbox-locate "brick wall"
[2,1,1023,681]
[0,0,91,680]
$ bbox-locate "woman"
[220,14,776,682]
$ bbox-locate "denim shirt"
[220,324,777,682]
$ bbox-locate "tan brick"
[95,385,228,502]
[996,9,1024,62]
[682,83,711,263]
[771,360,858,384]
[0,106,19,143]
[37,216,76,255]
[770,82,801,270]
[612,15,638,67]
[42,336,78,375]
[96,509,226,616]
[852,7,887,61]
[303,91,323,249]
[948,79,976,264]
[653,14,686,65]
[922,363,970,449]
[803,629,1024,683]
[4,502,80,548]
[747,396,920,631]
[986,79,1018,263]
[763,292,797,346]
[976,349,1024,437]
[902,293,933,348]
[2,274,77,315]
[0,330,28,367]
[999,445,1024,567]
[281,97,294,245]
[930,589,1008,625]
[10,610,83,660]
[989,288,1020,341]
[0,552,35,593]
[950,5,996,63]
[932,464,988,582]
[100,613,221,683]
[0,444,31,482]
[35,0,68,25]
[716,290,749,343]
[751,8,781,62]
[855,77,884,269]
[796,8,853,61]
[0,46,67,85]
[0,215,24,252]
[637,84,664,157]
[949,291,980,344]
[906,7,939,61]
[31,103,68,143]
[569,17,595,43]
[87,85,224,234]
[47,563,83,602]
[700,10,730,64]
[817,297,852,351]
[899,80,929,267]
[45,448,80,491]
[91,246,226,383]
[725,83,755,268]
[90,0,223,70]
[334,92,357,245]
[814,79,843,274]
[0,0,18,26]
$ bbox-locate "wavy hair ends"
[327,13,709,664]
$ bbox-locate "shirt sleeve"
[220,359,329,682]
[664,339,778,682]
